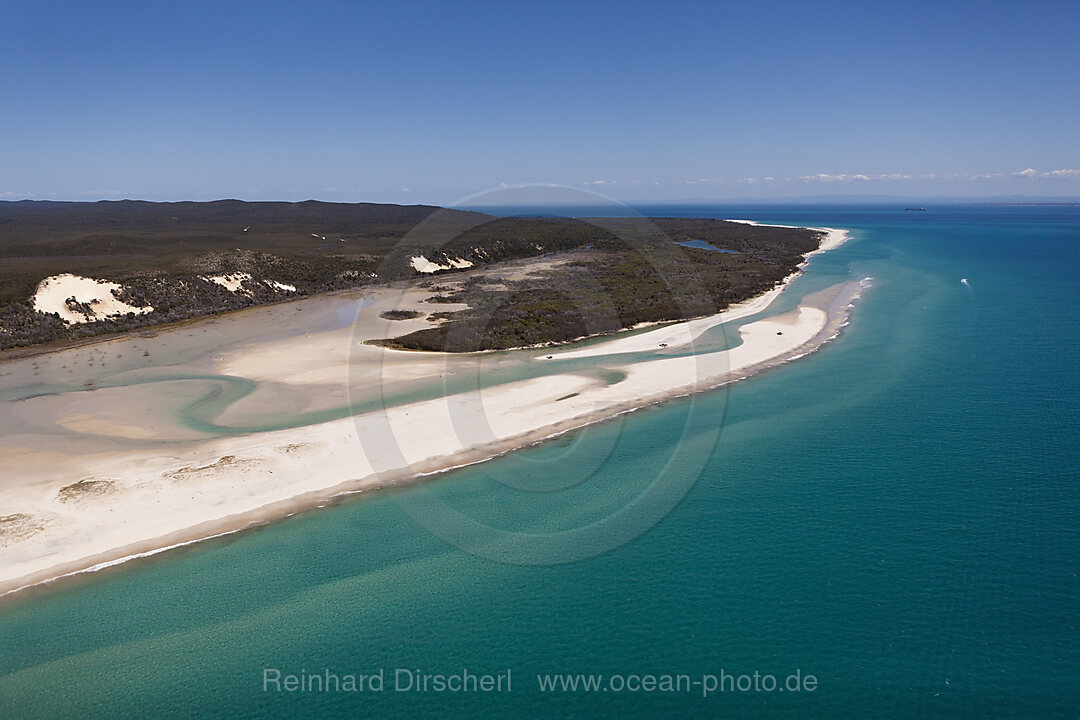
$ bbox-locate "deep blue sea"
[1,205,1078,718]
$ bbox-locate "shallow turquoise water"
[1,206,1078,718]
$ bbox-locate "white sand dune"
[203,273,253,293]
[265,280,297,292]
[410,255,475,273]
[31,274,153,324]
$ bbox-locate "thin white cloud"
[931,168,1080,181]
[1016,168,1080,179]
[583,179,651,187]
[571,168,1080,192]
[800,172,912,182]
[799,173,872,182]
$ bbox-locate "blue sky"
[2,0,1078,204]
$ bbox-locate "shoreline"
[0,223,855,599]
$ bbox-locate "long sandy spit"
[0,224,858,597]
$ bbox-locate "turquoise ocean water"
[1,205,1077,718]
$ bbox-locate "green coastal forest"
[0,201,820,352]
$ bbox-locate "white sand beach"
[0,224,856,596]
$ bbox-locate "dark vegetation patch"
[379,309,424,320]
[0,201,617,349]
[380,218,821,351]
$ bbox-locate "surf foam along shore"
[0,225,854,597]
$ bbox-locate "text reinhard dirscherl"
[262,668,819,697]
[263,668,512,694]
